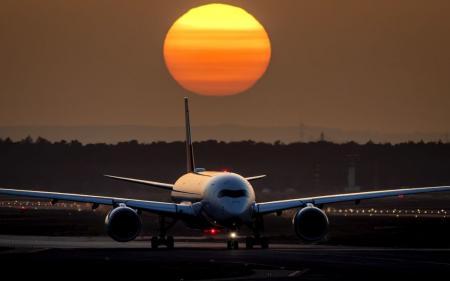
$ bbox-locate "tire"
[167,236,174,249]
[227,240,232,250]
[151,237,159,249]
[261,237,269,249]
[233,240,239,250]
[245,237,254,249]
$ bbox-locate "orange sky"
[0,0,449,138]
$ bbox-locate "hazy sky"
[1,0,449,135]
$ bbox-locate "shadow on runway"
[1,236,450,280]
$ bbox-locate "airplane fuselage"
[171,172,256,229]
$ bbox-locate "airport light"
[204,228,220,235]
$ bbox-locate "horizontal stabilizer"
[245,175,267,181]
[104,175,199,195]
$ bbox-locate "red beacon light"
[204,228,220,235]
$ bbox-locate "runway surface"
[1,235,450,280]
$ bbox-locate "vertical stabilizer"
[184,97,195,173]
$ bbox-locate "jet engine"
[105,205,142,242]
[293,205,329,242]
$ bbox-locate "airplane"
[1,97,450,249]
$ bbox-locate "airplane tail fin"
[184,97,196,173]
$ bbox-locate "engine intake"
[105,205,142,242]
[293,205,329,242]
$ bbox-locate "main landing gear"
[151,235,174,249]
[244,215,269,249]
[245,236,269,249]
[151,216,177,249]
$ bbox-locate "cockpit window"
[218,189,247,198]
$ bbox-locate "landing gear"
[245,236,269,249]
[226,231,239,250]
[226,239,239,250]
[151,235,174,249]
[245,215,269,249]
[151,216,177,249]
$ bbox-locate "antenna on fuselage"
[184,97,196,173]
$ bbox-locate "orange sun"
[163,3,271,96]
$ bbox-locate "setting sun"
[163,3,271,96]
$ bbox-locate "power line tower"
[319,131,325,142]
[298,122,305,142]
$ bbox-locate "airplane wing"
[0,187,195,216]
[254,185,450,214]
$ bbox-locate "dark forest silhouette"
[0,137,450,202]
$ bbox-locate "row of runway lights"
[0,200,86,212]
[324,207,448,218]
[0,200,449,218]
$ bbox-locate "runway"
[1,235,450,280]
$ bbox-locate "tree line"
[0,137,449,202]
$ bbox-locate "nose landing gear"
[226,239,239,249]
[226,231,239,249]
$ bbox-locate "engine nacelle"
[293,205,329,242]
[105,205,142,242]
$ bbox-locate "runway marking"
[1,235,450,255]
[0,247,50,255]
[194,268,309,281]
[271,249,450,269]
[273,246,450,252]
[288,269,309,277]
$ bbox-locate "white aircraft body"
[1,98,449,249]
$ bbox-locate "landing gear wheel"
[226,239,239,250]
[167,236,174,249]
[233,240,239,249]
[152,216,177,249]
[261,237,269,249]
[151,236,159,249]
[245,237,254,249]
[151,236,175,249]
[245,236,269,249]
